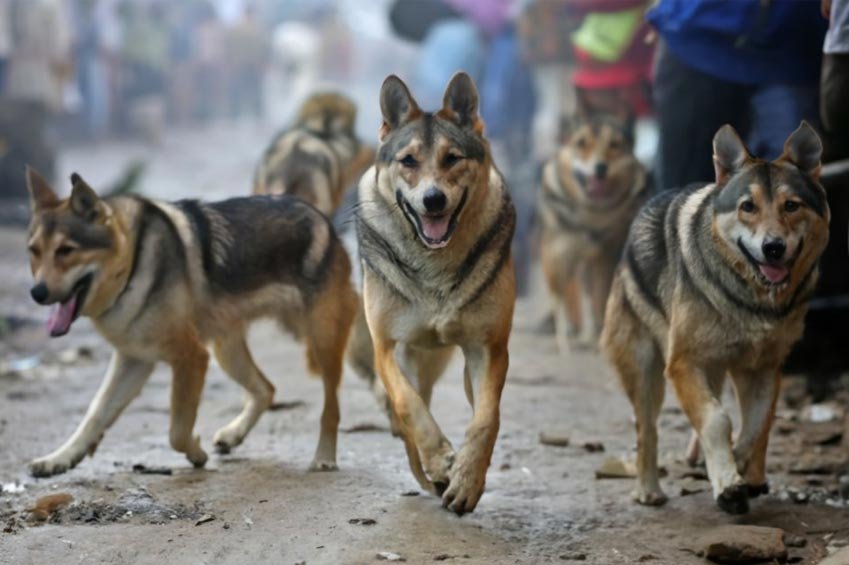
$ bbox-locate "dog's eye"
[739,201,757,213]
[55,245,75,258]
[784,200,801,213]
[444,153,463,167]
[399,155,418,168]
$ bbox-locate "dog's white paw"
[632,486,668,506]
[29,452,83,478]
[213,427,244,455]
[308,459,338,472]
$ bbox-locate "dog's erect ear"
[26,166,60,211]
[379,75,420,139]
[69,173,102,221]
[713,124,751,186]
[440,72,483,133]
[781,121,823,181]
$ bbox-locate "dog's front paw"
[441,451,486,515]
[29,452,83,478]
[632,486,668,506]
[308,458,338,472]
[716,483,750,515]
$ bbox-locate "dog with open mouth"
[352,72,516,515]
[538,106,647,353]
[600,122,830,515]
[24,168,357,477]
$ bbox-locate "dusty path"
[0,130,847,564]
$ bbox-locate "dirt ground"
[1,128,848,564]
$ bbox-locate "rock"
[783,534,807,548]
[700,525,787,563]
[539,432,570,447]
[195,513,215,526]
[27,492,74,522]
[132,463,172,476]
[680,478,709,496]
[582,442,605,453]
[376,552,405,561]
[349,518,377,526]
[595,457,635,479]
[820,546,849,565]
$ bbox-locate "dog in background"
[539,107,647,352]
[355,73,516,515]
[601,122,829,514]
[254,92,374,216]
[25,168,356,476]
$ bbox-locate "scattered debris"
[699,525,786,563]
[376,551,406,561]
[679,478,709,496]
[1,482,25,494]
[27,493,74,522]
[499,463,511,471]
[638,555,657,562]
[784,534,807,548]
[582,442,605,453]
[803,403,842,423]
[349,518,377,526]
[804,425,843,446]
[268,400,306,412]
[342,423,390,433]
[57,346,94,365]
[400,491,419,497]
[242,512,254,528]
[788,454,840,475]
[222,522,230,530]
[539,432,570,447]
[1,354,40,376]
[195,513,215,526]
[595,458,635,479]
[132,463,173,476]
[559,552,587,561]
[433,554,453,561]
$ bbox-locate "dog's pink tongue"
[759,263,789,283]
[421,215,450,243]
[47,295,77,337]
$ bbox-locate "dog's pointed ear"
[781,121,823,181]
[69,173,102,221]
[440,71,483,133]
[713,124,751,186]
[26,166,60,211]
[379,75,420,140]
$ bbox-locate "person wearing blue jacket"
[648,0,827,190]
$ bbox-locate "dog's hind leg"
[212,332,275,455]
[29,353,154,477]
[729,368,780,497]
[555,277,581,353]
[168,331,210,468]
[601,296,667,506]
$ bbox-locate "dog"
[600,122,829,514]
[24,167,357,477]
[254,92,374,216]
[539,110,647,352]
[355,72,516,515]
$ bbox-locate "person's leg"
[653,42,750,191]
[749,84,820,160]
[821,54,849,161]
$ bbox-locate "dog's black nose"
[762,239,786,261]
[30,282,49,304]
[595,163,608,179]
[423,187,447,213]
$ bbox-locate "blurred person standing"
[224,3,268,120]
[4,0,72,184]
[649,0,827,191]
[193,1,224,121]
[821,0,849,161]
[72,0,116,139]
[0,0,10,93]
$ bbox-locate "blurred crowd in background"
[0,0,847,208]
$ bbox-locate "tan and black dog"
[254,92,374,216]
[25,168,356,476]
[601,122,829,514]
[355,73,516,515]
[539,110,647,352]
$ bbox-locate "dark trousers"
[821,53,849,161]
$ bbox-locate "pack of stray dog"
[21,71,831,523]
